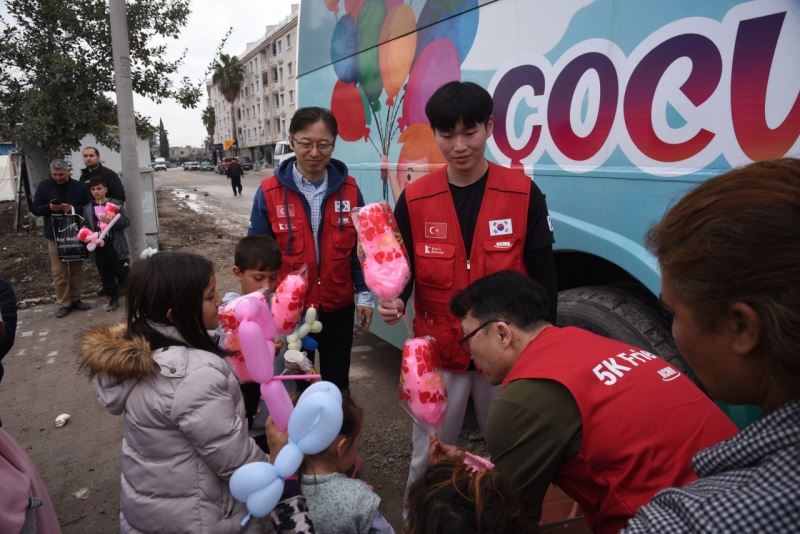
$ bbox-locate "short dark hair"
[406,459,532,534]
[425,81,493,132]
[234,235,281,272]
[289,106,338,139]
[82,146,100,156]
[88,175,108,188]
[450,271,550,331]
[125,251,224,356]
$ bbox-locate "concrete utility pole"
[109,0,146,259]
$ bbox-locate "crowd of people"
[1,80,798,533]
[30,148,130,317]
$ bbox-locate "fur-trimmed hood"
[80,324,265,533]
[80,323,157,380]
[80,323,159,416]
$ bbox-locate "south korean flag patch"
[334,200,351,213]
[489,218,513,236]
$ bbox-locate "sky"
[135,0,299,147]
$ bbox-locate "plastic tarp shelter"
[0,155,15,201]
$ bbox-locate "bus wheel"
[557,285,701,386]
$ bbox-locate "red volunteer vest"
[261,175,359,311]
[406,162,530,370]
[504,326,738,534]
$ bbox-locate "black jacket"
[80,164,126,202]
[0,278,16,383]
[30,178,92,240]
[226,161,243,179]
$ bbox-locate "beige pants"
[47,240,84,308]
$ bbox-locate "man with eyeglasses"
[438,270,737,533]
[248,106,373,392]
[377,81,558,502]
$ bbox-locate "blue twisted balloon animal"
[229,381,343,526]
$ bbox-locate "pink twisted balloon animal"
[218,291,320,432]
[77,203,121,251]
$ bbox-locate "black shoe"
[105,297,119,312]
[71,300,91,311]
[55,307,72,318]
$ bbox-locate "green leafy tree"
[201,105,215,140]
[158,119,170,159]
[211,53,244,149]
[0,0,201,179]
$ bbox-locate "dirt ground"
[0,200,100,305]
[0,181,486,532]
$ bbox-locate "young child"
[223,235,283,452]
[79,251,267,533]
[300,394,394,534]
[82,175,130,311]
[406,458,532,534]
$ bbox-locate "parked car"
[273,141,294,166]
[217,157,236,174]
[182,161,200,171]
[238,156,253,171]
[153,157,167,171]
[200,161,215,171]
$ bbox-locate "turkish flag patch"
[424,222,447,239]
[489,218,512,236]
[277,204,295,218]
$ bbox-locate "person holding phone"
[31,159,92,318]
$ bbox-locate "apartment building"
[208,4,298,165]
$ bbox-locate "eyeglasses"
[458,319,502,355]
[291,137,335,153]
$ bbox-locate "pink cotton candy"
[94,204,109,231]
[271,269,308,335]
[351,202,411,299]
[399,337,447,429]
[77,227,94,242]
[104,203,119,217]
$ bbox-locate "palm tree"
[201,105,215,140]
[211,53,244,150]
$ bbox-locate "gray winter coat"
[80,323,266,533]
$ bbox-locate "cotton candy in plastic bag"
[399,336,448,431]
[271,265,309,335]
[351,202,411,299]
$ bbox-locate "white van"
[273,141,294,167]
[153,157,167,171]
